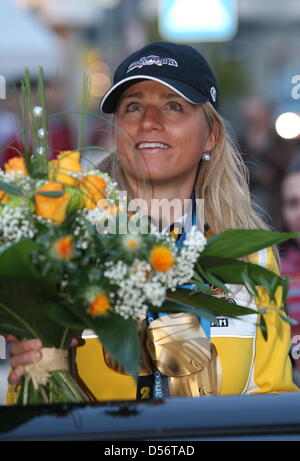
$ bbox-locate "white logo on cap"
[127,55,178,73]
[210,86,217,103]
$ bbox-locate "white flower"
[104,260,128,283]
[0,203,37,244]
[122,234,142,251]
[183,226,206,252]
[143,282,166,306]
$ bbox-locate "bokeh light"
[275,112,300,139]
[89,72,111,97]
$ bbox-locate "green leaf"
[269,276,280,303]
[281,277,290,305]
[195,256,287,301]
[259,314,268,341]
[36,191,65,198]
[202,270,229,293]
[0,278,74,346]
[201,229,300,259]
[189,280,214,295]
[193,271,205,283]
[165,289,257,318]
[0,180,23,197]
[155,299,217,323]
[241,267,259,297]
[0,240,40,279]
[44,302,85,330]
[0,300,41,339]
[279,313,298,326]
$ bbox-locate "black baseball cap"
[100,41,219,113]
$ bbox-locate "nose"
[140,105,164,131]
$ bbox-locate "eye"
[166,101,183,111]
[124,102,141,112]
[286,198,300,209]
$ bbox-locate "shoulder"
[249,246,279,273]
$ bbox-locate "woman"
[280,159,300,385]
[6,41,298,400]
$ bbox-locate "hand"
[8,339,42,385]
[6,336,81,385]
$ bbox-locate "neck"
[125,174,196,230]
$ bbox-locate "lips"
[135,141,171,152]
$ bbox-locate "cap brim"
[100,75,209,113]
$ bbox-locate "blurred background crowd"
[1,0,300,382]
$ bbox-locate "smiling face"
[114,80,217,187]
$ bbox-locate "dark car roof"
[1,392,300,441]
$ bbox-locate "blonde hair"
[98,101,270,233]
[198,101,270,234]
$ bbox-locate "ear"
[204,120,220,153]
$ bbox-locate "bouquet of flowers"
[0,70,297,405]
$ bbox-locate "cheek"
[283,207,300,228]
[115,131,142,175]
[115,117,136,149]
[175,123,207,159]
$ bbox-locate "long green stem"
[39,386,49,404]
[38,67,49,169]
[59,328,69,349]
[23,375,29,405]
[16,370,91,405]
[77,75,90,151]
[24,69,38,154]
[0,302,40,339]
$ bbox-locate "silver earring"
[202,152,211,162]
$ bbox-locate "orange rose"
[79,174,107,210]
[35,182,71,225]
[49,151,81,186]
[4,157,27,176]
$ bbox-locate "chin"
[143,171,175,184]
[124,166,174,184]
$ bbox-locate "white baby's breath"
[102,226,206,320]
[0,202,37,244]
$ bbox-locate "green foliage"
[201,229,299,259]
[0,180,23,197]
[166,229,300,341]
[36,191,65,198]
